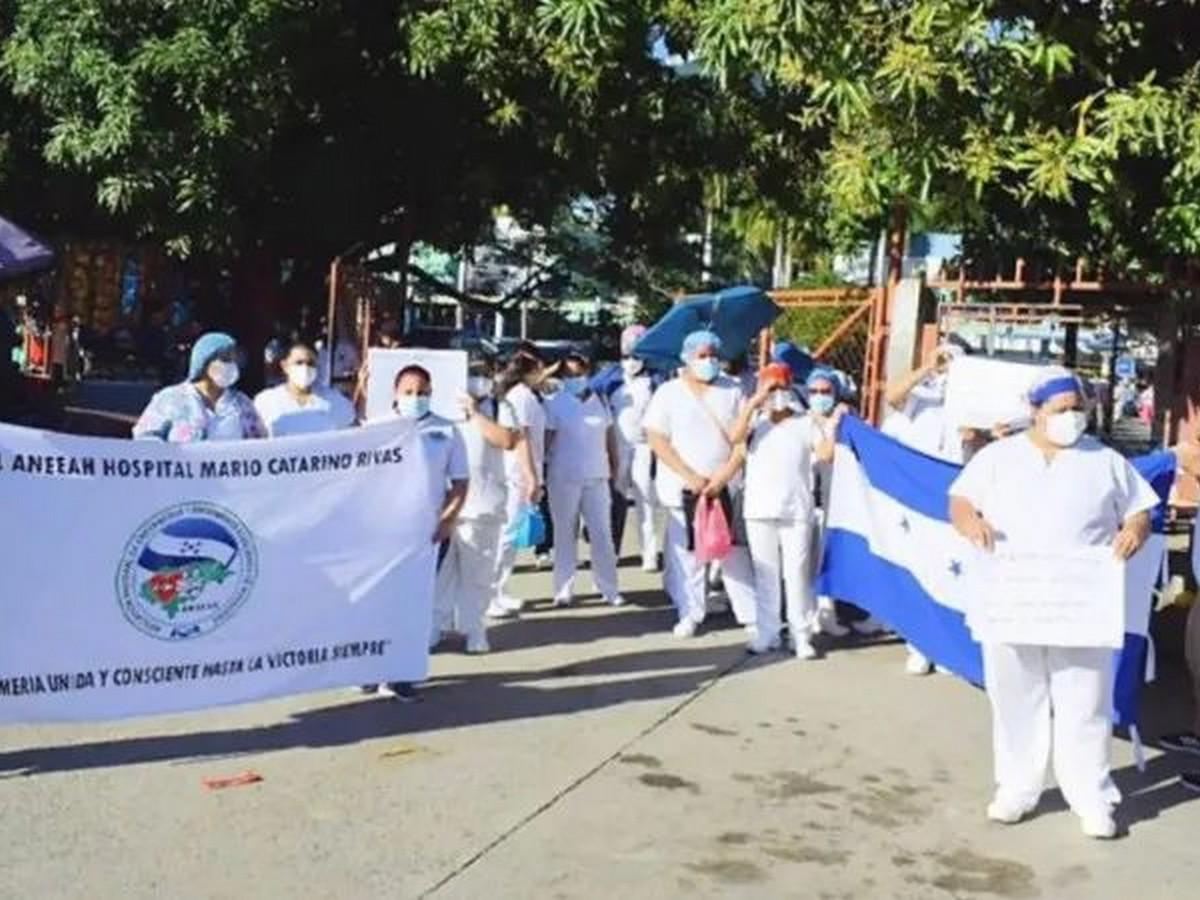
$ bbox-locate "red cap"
[759,362,793,389]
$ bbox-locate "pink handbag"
[694,495,733,563]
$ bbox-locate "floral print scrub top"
[133,382,268,443]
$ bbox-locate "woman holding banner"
[949,366,1157,839]
[133,331,266,442]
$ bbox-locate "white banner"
[944,356,1041,431]
[0,420,441,722]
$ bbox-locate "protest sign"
[0,420,438,722]
[967,546,1127,649]
[943,355,1041,431]
[365,348,468,422]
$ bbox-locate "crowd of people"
[126,323,1200,840]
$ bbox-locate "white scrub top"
[889,380,961,463]
[409,412,470,513]
[545,391,612,483]
[743,413,816,521]
[610,375,655,451]
[809,412,836,510]
[253,384,356,437]
[500,382,546,486]
[949,433,1158,553]
[457,398,509,520]
[643,375,744,509]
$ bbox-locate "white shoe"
[986,796,1034,825]
[673,618,698,638]
[607,595,627,607]
[1080,812,1117,839]
[905,649,934,676]
[851,615,887,636]
[641,558,658,573]
[465,635,490,655]
[792,636,818,660]
[816,607,850,637]
[553,594,574,608]
[498,593,523,611]
[487,595,521,619]
[535,553,551,570]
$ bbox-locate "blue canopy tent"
[0,215,54,283]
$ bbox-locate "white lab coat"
[544,391,620,603]
[494,384,547,602]
[743,412,818,643]
[643,376,756,626]
[610,375,660,566]
[253,384,357,437]
[950,433,1159,819]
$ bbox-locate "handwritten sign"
[944,356,1041,431]
[968,546,1126,648]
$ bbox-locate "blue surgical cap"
[188,331,237,381]
[681,329,722,362]
[805,366,840,398]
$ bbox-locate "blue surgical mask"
[395,395,431,419]
[564,376,589,397]
[690,358,720,382]
[809,394,835,415]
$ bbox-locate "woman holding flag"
[948,366,1158,839]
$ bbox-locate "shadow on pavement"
[0,640,751,777]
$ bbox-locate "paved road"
[1,554,1197,899]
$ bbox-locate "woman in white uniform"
[433,360,518,653]
[254,341,357,436]
[730,362,836,658]
[544,353,625,608]
[609,324,660,571]
[644,330,757,638]
[949,367,1157,838]
[488,354,544,619]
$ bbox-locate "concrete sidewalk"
[0,558,1196,899]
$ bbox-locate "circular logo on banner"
[115,501,258,641]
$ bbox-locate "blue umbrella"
[633,285,780,368]
[771,340,815,382]
[0,215,54,282]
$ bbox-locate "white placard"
[968,545,1126,648]
[943,356,1041,431]
[0,419,440,722]
[365,348,468,422]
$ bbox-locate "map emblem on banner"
[115,502,259,641]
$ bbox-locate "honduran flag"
[818,416,1174,730]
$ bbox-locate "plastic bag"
[693,495,733,563]
[509,503,547,550]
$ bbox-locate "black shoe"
[380,682,421,703]
[1180,772,1200,793]
[1159,732,1200,757]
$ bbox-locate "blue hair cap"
[680,329,722,361]
[188,331,237,381]
[805,366,840,398]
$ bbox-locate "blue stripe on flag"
[837,416,958,522]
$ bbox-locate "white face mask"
[287,363,318,391]
[621,357,644,378]
[468,376,494,398]
[770,390,792,413]
[207,360,240,389]
[1043,410,1087,447]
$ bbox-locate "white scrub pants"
[982,643,1118,818]
[493,482,527,602]
[621,444,660,566]
[745,518,814,643]
[548,476,621,602]
[435,517,503,642]
[664,506,756,626]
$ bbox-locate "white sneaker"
[465,635,490,655]
[607,595,627,607]
[535,553,551,570]
[673,618,698,638]
[851,615,887,636]
[792,636,818,660]
[905,648,934,676]
[1080,813,1117,839]
[553,594,574,608]
[640,558,658,573]
[497,593,523,611]
[816,607,850,637]
[486,602,516,620]
[986,796,1034,825]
